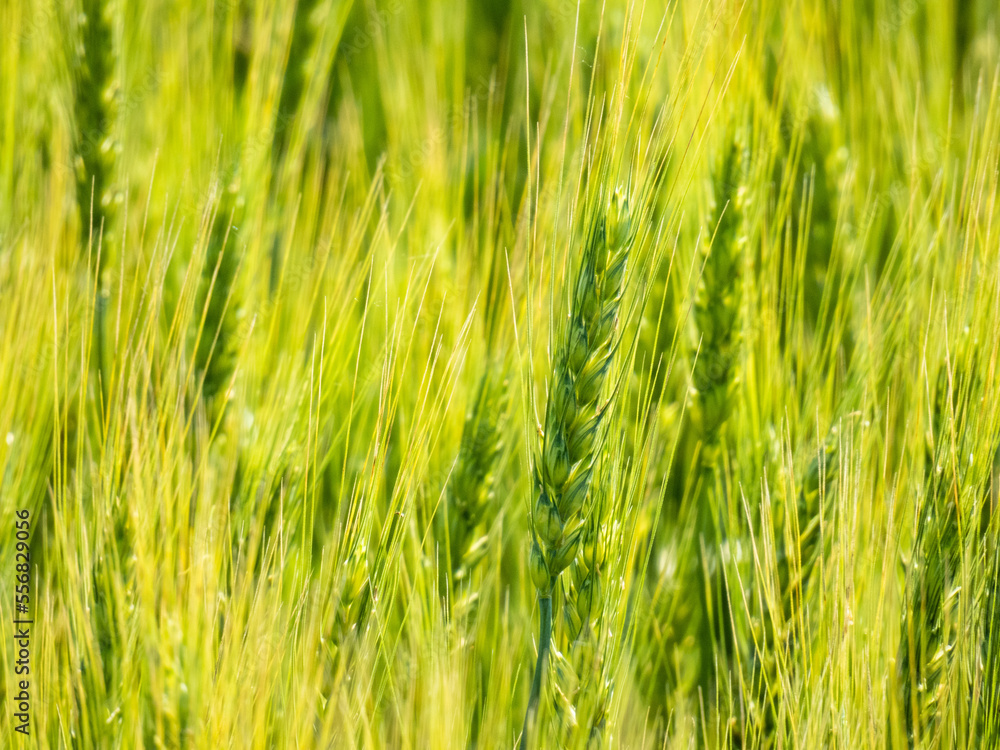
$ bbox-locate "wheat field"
[1,0,1000,747]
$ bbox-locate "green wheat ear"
[326,539,370,669]
[522,186,635,749]
[195,182,244,406]
[534,187,632,585]
[275,0,322,164]
[691,134,748,469]
[325,486,378,673]
[443,367,509,618]
[72,0,119,406]
[267,0,324,295]
[73,0,118,248]
[231,0,254,97]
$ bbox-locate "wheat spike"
[522,187,634,749]
[73,0,118,246]
[443,368,508,618]
[691,134,747,468]
[195,181,244,406]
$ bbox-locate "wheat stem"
[521,591,553,750]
